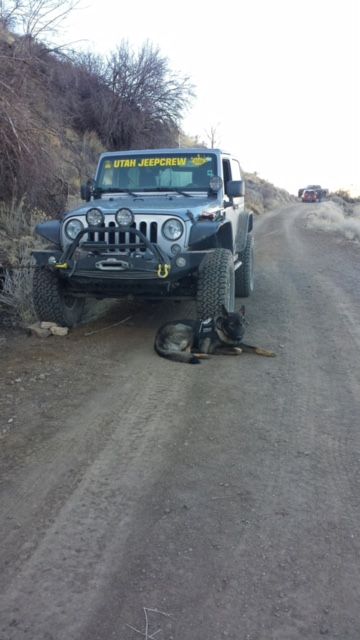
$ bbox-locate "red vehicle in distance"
[301,189,319,203]
[298,184,328,201]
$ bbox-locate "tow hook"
[48,256,69,269]
[157,264,171,278]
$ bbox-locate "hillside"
[1,19,349,329]
[243,172,296,214]
[0,22,296,267]
[0,22,192,214]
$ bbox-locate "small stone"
[320,626,329,635]
[50,326,69,336]
[27,322,51,338]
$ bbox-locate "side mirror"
[80,180,93,202]
[226,180,245,198]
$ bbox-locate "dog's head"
[216,305,246,343]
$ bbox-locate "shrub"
[0,202,46,323]
[0,252,37,324]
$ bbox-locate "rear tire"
[33,267,85,327]
[196,248,235,319]
[235,234,254,297]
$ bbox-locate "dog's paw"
[193,352,211,360]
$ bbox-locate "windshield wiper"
[149,187,193,198]
[95,187,139,198]
[173,189,193,197]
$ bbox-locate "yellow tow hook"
[157,263,171,279]
[53,262,69,270]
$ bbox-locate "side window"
[230,159,241,181]
[222,159,231,194]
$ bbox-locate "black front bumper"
[32,225,207,297]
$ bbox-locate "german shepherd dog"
[154,305,275,364]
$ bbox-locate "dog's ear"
[221,304,229,316]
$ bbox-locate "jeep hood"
[64,194,221,221]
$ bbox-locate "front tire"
[196,248,235,319]
[235,234,254,297]
[33,267,85,327]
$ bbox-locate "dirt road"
[1,203,360,640]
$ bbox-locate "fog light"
[116,208,134,226]
[171,244,181,255]
[176,256,186,268]
[210,175,223,192]
[86,208,104,226]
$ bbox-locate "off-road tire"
[33,267,85,327]
[235,234,254,297]
[196,248,235,319]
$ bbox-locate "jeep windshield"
[95,152,218,194]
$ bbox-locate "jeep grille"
[87,220,158,252]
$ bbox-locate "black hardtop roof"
[99,148,231,159]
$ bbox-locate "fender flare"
[236,211,253,253]
[35,220,61,247]
[188,220,225,250]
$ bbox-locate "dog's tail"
[239,343,276,357]
[154,341,201,364]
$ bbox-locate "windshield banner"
[104,155,213,169]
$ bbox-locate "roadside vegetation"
[0,1,193,214]
[305,198,360,242]
[0,0,194,323]
[0,1,358,326]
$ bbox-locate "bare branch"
[1,0,79,43]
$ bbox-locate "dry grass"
[0,238,37,324]
[0,201,30,238]
[0,200,47,239]
[125,607,172,639]
[0,261,37,324]
[0,201,46,324]
[305,201,360,243]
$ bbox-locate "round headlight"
[115,208,134,226]
[65,219,84,240]
[162,218,183,241]
[86,208,104,226]
[209,176,223,192]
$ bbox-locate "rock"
[27,322,51,338]
[26,322,69,337]
[26,322,69,338]
[50,326,69,336]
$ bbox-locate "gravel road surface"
[1,203,359,640]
